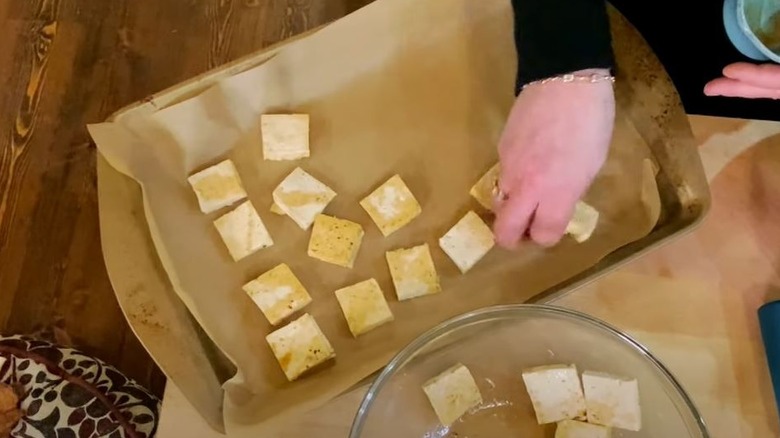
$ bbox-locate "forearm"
[512,0,615,92]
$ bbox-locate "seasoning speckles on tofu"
[521,364,587,424]
[334,278,394,337]
[582,371,641,431]
[187,159,247,214]
[266,313,335,381]
[307,214,364,268]
[423,363,483,426]
[243,263,312,326]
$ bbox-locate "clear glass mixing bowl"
[351,305,708,438]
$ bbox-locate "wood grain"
[2,1,58,247]
[0,0,372,397]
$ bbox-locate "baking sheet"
[89,0,663,434]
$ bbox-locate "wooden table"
[0,0,370,398]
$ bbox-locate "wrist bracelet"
[522,72,616,90]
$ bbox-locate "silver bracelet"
[522,72,616,90]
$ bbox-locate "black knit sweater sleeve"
[512,0,615,92]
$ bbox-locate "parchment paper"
[89,0,660,434]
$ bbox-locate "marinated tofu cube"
[272,167,337,230]
[334,279,394,337]
[469,163,500,211]
[213,201,273,261]
[187,159,247,214]
[243,264,312,325]
[582,371,641,431]
[261,114,310,161]
[521,364,586,424]
[556,420,611,438]
[566,201,599,243]
[360,174,422,236]
[385,244,441,301]
[439,211,495,273]
[423,363,483,426]
[266,314,335,381]
[307,214,364,268]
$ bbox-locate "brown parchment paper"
[89,0,661,435]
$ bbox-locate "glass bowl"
[350,304,708,437]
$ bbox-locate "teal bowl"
[723,0,780,62]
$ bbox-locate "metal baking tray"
[96,8,709,432]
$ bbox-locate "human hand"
[493,69,615,249]
[704,62,780,99]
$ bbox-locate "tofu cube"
[272,167,337,230]
[582,371,641,431]
[360,175,422,236]
[187,159,247,214]
[439,211,495,273]
[469,163,500,211]
[422,363,483,426]
[566,201,599,243]
[261,114,310,161]
[266,313,335,381]
[213,201,274,261]
[242,264,312,326]
[385,244,441,301]
[556,420,611,438]
[308,214,364,268]
[521,364,586,424]
[334,279,394,337]
[269,202,286,215]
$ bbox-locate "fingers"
[704,62,780,99]
[528,194,578,247]
[704,77,780,99]
[722,62,780,89]
[493,187,579,249]
[493,189,537,249]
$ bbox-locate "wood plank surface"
[0,0,371,397]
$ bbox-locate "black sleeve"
[512,0,615,92]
